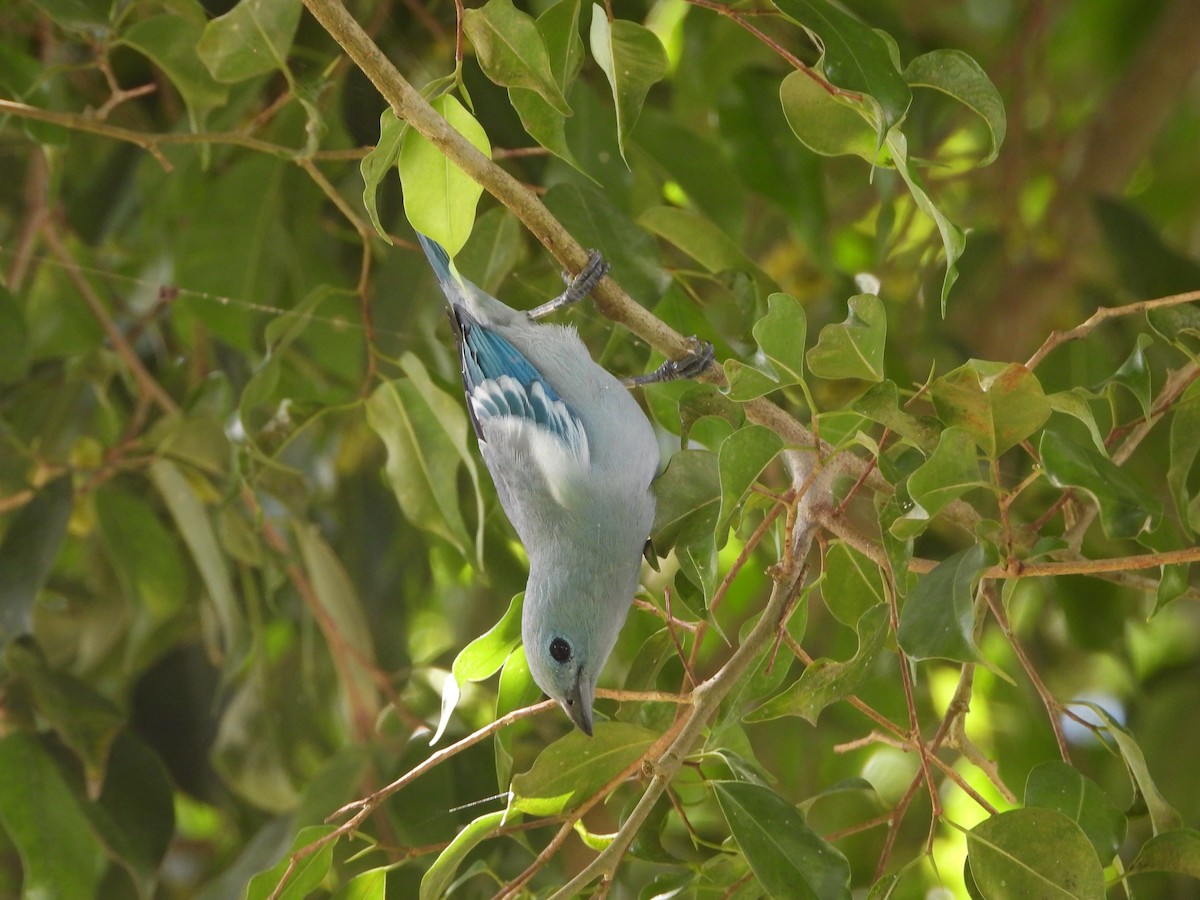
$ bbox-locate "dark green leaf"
[902,426,984,526]
[0,733,107,898]
[197,0,302,83]
[746,604,887,724]
[807,294,886,382]
[511,722,657,815]
[1077,702,1181,834]
[361,108,405,239]
[1096,333,1152,422]
[1040,430,1161,540]
[852,380,940,452]
[1024,761,1126,865]
[770,0,910,136]
[821,541,886,627]
[897,543,989,663]
[0,475,71,646]
[0,281,29,384]
[931,360,1050,457]
[465,0,571,115]
[366,358,482,564]
[1094,197,1200,298]
[904,49,1006,165]
[714,780,851,899]
[588,5,668,161]
[966,809,1105,899]
[120,9,228,131]
[1128,829,1200,879]
[717,425,784,542]
[1168,378,1200,537]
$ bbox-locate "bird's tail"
[416,233,463,296]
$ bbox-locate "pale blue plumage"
[418,233,659,734]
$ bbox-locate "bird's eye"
[549,637,572,664]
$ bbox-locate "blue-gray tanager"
[417,234,710,734]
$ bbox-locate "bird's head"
[522,564,633,736]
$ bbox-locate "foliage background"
[1,0,1200,897]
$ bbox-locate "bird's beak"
[564,675,595,736]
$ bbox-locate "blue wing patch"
[453,307,589,461]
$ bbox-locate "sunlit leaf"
[779,69,879,162]
[420,811,507,900]
[399,94,491,254]
[724,292,809,401]
[245,824,338,900]
[714,780,851,899]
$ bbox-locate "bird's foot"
[623,337,716,387]
[528,250,610,319]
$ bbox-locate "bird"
[416,233,711,734]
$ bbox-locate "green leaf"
[1128,829,1200,879]
[1147,301,1200,357]
[897,543,989,663]
[1024,761,1126,865]
[94,486,187,620]
[652,449,721,600]
[885,130,965,313]
[1039,430,1161,540]
[197,0,302,83]
[465,0,571,115]
[1094,197,1200,299]
[821,541,886,627]
[779,69,879,162]
[904,49,1006,165]
[724,292,808,401]
[399,94,492,255]
[714,780,851,900]
[333,868,388,900]
[4,641,124,795]
[366,358,482,565]
[852,380,940,452]
[1047,388,1108,455]
[420,811,507,900]
[716,425,784,543]
[966,809,1105,899]
[28,0,109,33]
[1077,702,1181,835]
[511,722,657,815]
[293,522,381,722]
[770,0,910,138]
[1096,333,1153,422]
[120,8,229,132]
[589,5,668,162]
[903,426,984,525]
[806,294,886,382]
[747,604,888,724]
[1168,378,1200,536]
[454,593,525,684]
[245,824,338,900]
[150,460,245,663]
[495,645,540,786]
[361,108,406,239]
[639,205,755,276]
[0,475,71,646]
[0,733,107,899]
[931,360,1050,457]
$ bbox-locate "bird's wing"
[453,307,590,468]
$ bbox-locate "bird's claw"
[529,250,609,319]
[623,337,716,387]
